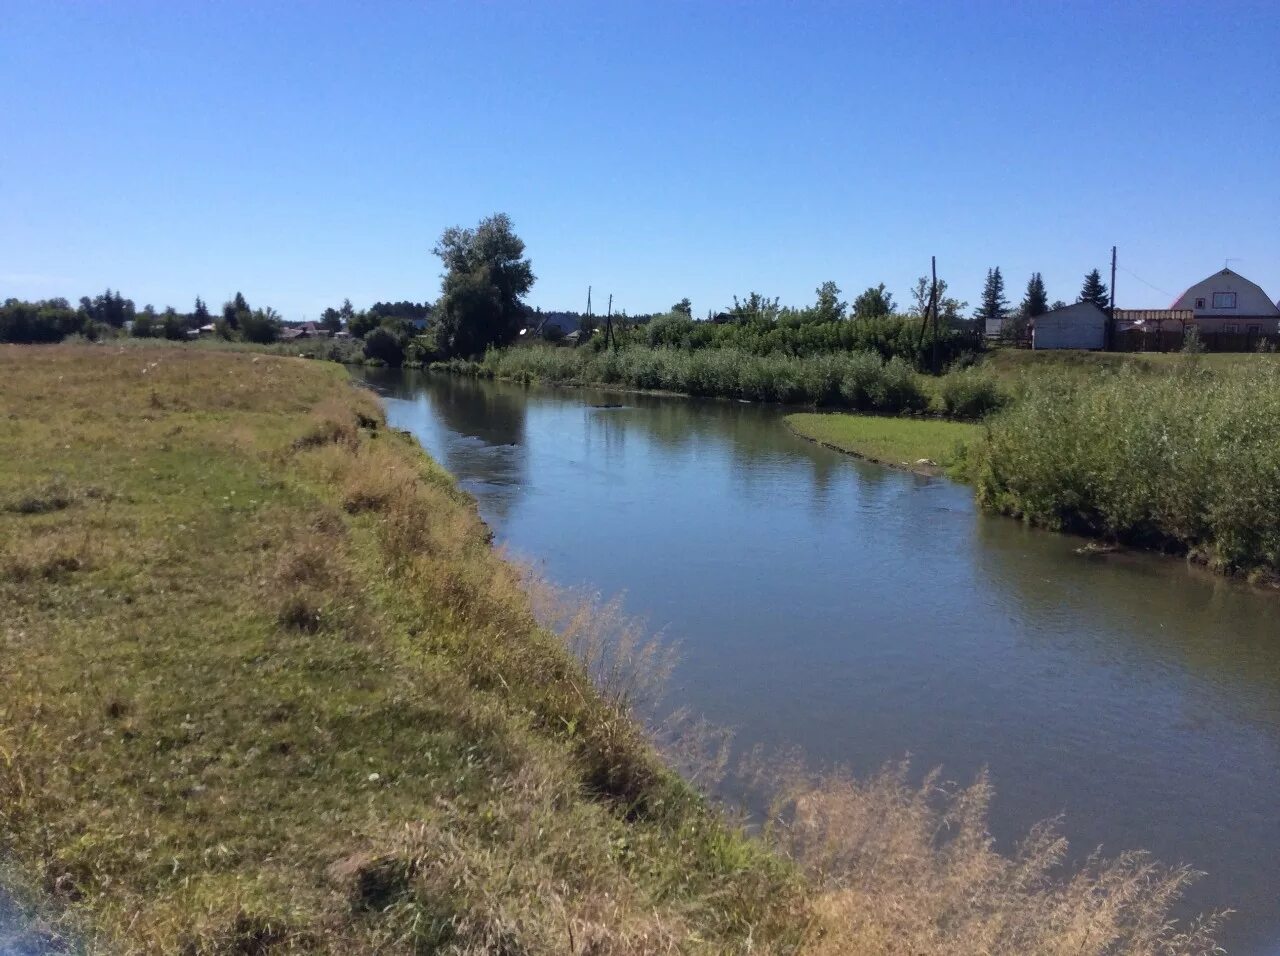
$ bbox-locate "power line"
[1116,265,1174,299]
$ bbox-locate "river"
[359,367,1280,955]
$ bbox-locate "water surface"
[360,368,1280,955]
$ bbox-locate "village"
[998,265,1280,353]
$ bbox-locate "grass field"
[0,346,1223,954]
[785,413,981,479]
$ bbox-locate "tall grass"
[752,756,1223,956]
[977,359,1280,574]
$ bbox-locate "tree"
[814,281,847,322]
[239,307,281,344]
[974,268,1010,327]
[348,310,379,338]
[363,326,405,365]
[79,289,135,328]
[432,213,535,357]
[729,292,782,323]
[1049,299,1068,311]
[853,283,895,319]
[161,307,185,340]
[1021,273,1049,317]
[1079,269,1110,310]
[193,297,210,325]
[907,276,968,328]
[671,298,693,317]
[223,292,250,330]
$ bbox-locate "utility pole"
[930,255,940,374]
[605,293,614,350]
[1109,245,1117,351]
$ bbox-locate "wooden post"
[1107,246,1117,351]
[930,255,939,374]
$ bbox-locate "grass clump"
[976,359,1280,574]
[754,757,1224,956]
[786,412,980,479]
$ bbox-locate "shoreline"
[781,416,947,478]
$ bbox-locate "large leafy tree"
[671,298,693,317]
[1021,273,1048,317]
[853,283,895,319]
[974,268,1010,325]
[1079,269,1110,310]
[433,214,534,357]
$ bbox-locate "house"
[1031,302,1107,350]
[534,312,580,339]
[1170,268,1280,339]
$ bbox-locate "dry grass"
[0,344,1225,955]
[750,756,1225,955]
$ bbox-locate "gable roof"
[1170,267,1280,315]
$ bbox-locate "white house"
[1170,268,1280,336]
[1031,302,1108,350]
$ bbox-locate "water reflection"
[367,369,1280,955]
[358,369,530,523]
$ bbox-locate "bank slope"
[0,346,800,953]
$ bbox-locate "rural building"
[1112,309,1195,352]
[1109,268,1279,352]
[1031,302,1107,350]
[1170,268,1280,344]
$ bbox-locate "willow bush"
[442,345,937,414]
[976,359,1280,573]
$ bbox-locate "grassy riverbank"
[0,346,1222,954]
[0,346,802,952]
[786,414,980,479]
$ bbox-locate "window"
[1195,297,1206,308]
[1225,324,1239,334]
[1212,292,1237,309]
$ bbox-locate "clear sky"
[3,1,1278,320]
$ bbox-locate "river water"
[359,368,1280,955]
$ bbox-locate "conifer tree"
[1079,269,1110,310]
[975,267,1009,324]
[1021,273,1048,316]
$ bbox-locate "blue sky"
[3,1,1278,319]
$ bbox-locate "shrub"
[363,327,405,366]
[936,367,1007,419]
[976,361,1280,572]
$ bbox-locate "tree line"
[1,210,1117,366]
